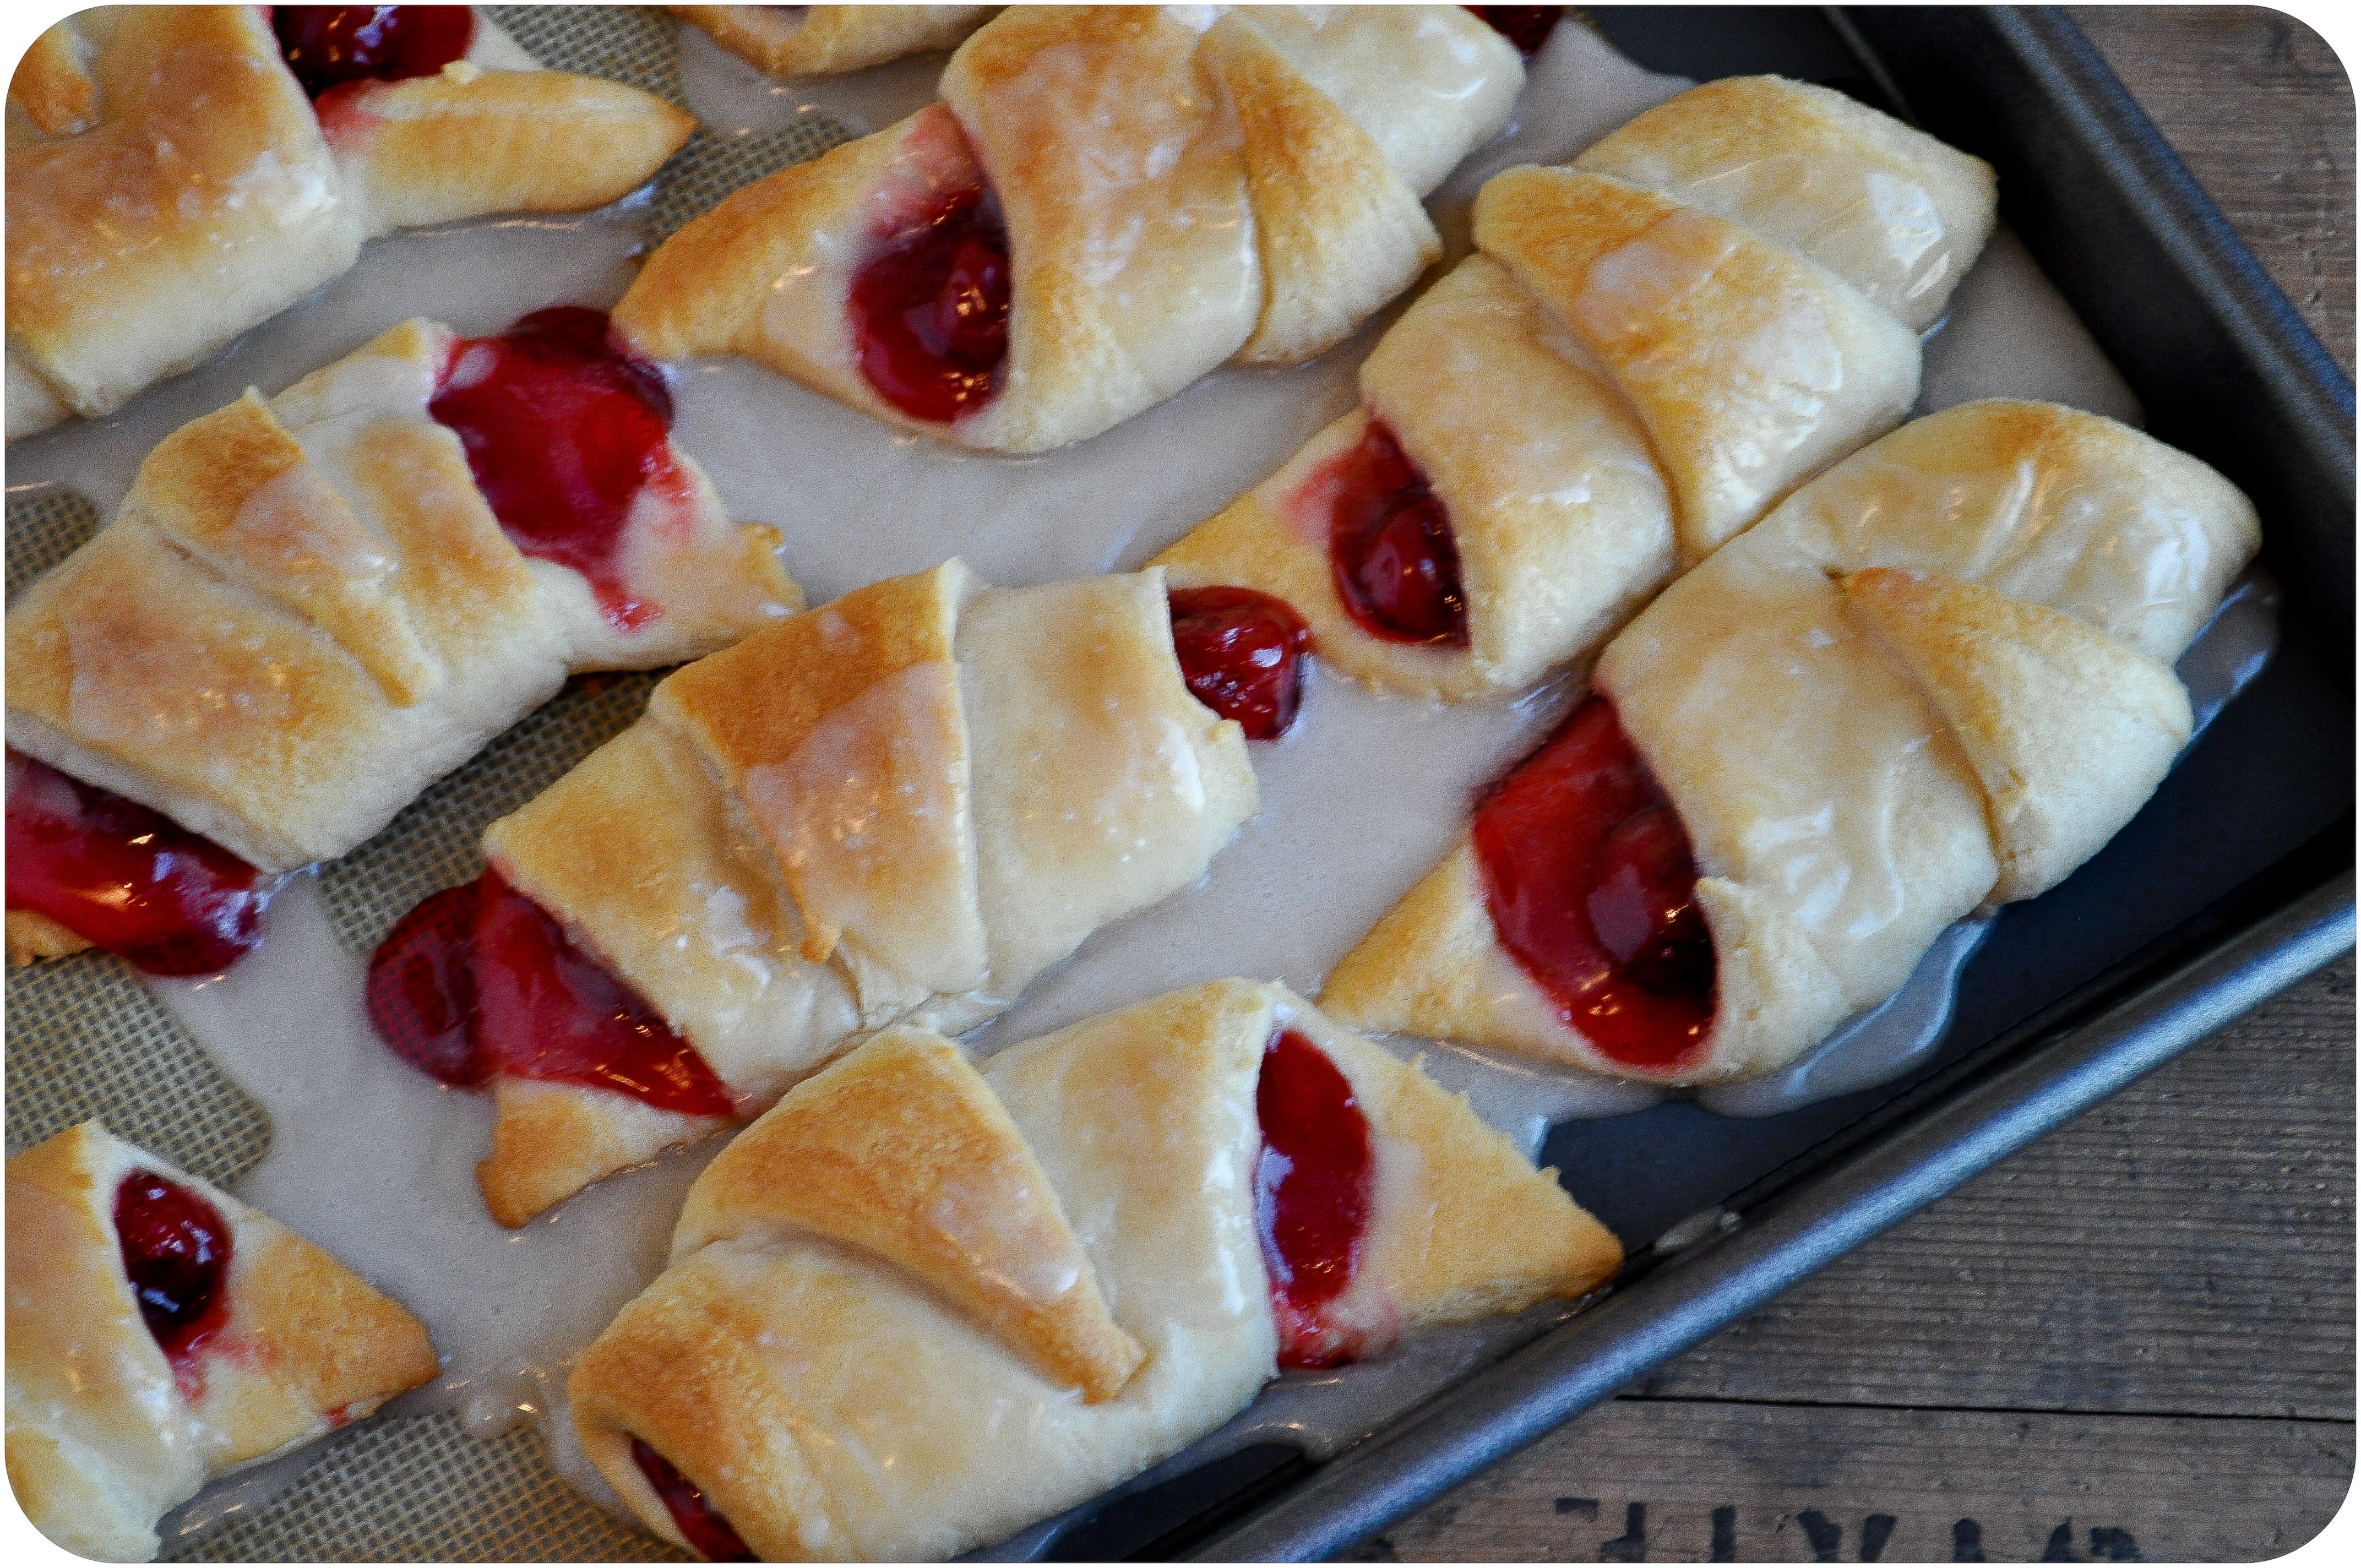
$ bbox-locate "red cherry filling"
[1465,6,1561,58]
[4,749,271,977]
[632,1437,755,1562]
[274,6,475,99]
[427,307,684,633]
[1321,421,1469,647]
[847,184,1011,424]
[1255,1029,1376,1369]
[115,1170,233,1365]
[1472,696,1715,1070]
[1168,587,1313,741]
[366,870,735,1119]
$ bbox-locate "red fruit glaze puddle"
[274,6,475,99]
[1168,587,1313,741]
[847,184,1011,424]
[1321,420,1469,648]
[116,1170,234,1369]
[1465,6,1560,58]
[427,307,685,633]
[633,1437,756,1561]
[1472,696,1715,1071]
[366,870,735,1118]
[4,749,272,977]
[1255,1029,1375,1370]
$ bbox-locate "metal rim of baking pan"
[1139,7,2357,1560]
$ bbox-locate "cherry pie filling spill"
[1255,1028,1377,1369]
[366,869,736,1119]
[4,749,273,976]
[1167,587,1314,741]
[1322,420,1470,648]
[1465,6,1562,58]
[632,1437,757,1561]
[848,183,1012,424]
[274,6,476,100]
[427,306,687,633]
[1472,695,1716,1070]
[115,1169,233,1370]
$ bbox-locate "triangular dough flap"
[676,1027,1145,1403]
[1840,566,2193,903]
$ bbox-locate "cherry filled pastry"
[1155,74,1998,707]
[5,1122,437,1562]
[1322,401,2261,1084]
[365,560,1270,1226]
[6,7,697,441]
[568,979,1623,1561]
[612,5,1528,451]
[6,309,799,972]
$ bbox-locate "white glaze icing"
[5,17,2260,1548]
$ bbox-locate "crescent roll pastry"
[1152,75,1987,706]
[6,311,800,972]
[6,6,694,440]
[6,1121,437,1562]
[612,5,1525,453]
[671,6,998,76]
[1323,400,2260,1084]
[362,560,1259,1226]
[570,979,1623,1562]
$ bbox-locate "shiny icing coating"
[4,748,271,976]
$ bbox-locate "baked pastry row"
[1155,73,1998,704]
[8,978,1622,1563]
[671,4,999,77]
[1324,399,2260,1084]
[7,312,797,972]
[365,559,1262,1224]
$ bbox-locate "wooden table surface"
[1351,9,2357,1562]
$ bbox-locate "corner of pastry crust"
[7,907,93,966]
[1688,875,1852,1082]
[676,1025,1147,1402]
[1320,844,1503,1044]
[478,1077,728,1228]
[1314,1022,1625,1325]
[1839,565,2193,905]
[570,1253,855,1561]
[193,1225,439,1466]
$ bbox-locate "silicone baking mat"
[1,7,825,1559]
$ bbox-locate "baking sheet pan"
[1151,8,2359,1558]
[5,6,2351,1562]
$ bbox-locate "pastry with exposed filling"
[1321,400,2261,1084]
[569,979,1622,1561]
[6,1121,438,1563]
[1154,75,1996,708]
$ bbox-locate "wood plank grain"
[2068,5,2357,372]
[1346,1397,2354,1563]
[1633,962,2354,1420]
